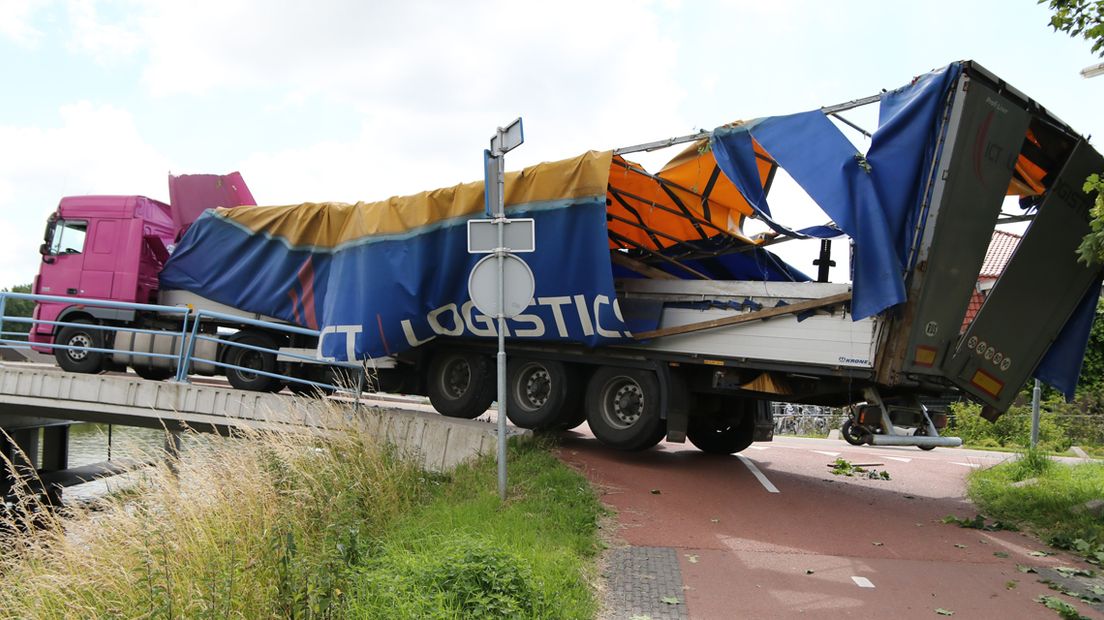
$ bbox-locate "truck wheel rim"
[601,377,643,429]
[238,350,263,380]
[442,358,472,399]
[68,333,91,361]
[516,363,550,411]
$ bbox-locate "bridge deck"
[0,363,524,472]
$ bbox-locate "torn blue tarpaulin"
[1034,276,1103,400]
[710,63,962,320]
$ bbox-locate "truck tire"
[506,359,583,430]
[224,331,284,392]
[54,319,105,374]
[585,367,666,451]
[427,350,495,419]
[687,408,755,454]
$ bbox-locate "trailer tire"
[224,331,284,392]
[585,367,666,451]
[54,319,105,374]
[286,365,338,397]
[506,359,583,430]
[133,365,174,382]
[687,408,755,455]
[841,419,870,446]
[558,407,588,431]
[913,426,937,451]
[427,350,496,419]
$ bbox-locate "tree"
[1041,0,1104,56]
[1,284,36,339]
[1077,173,1104,266]
[1041,2,1104,266]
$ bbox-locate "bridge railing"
[0,291,365,402]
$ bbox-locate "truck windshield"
[48,219,88,255]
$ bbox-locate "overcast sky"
[1,0,1100,287]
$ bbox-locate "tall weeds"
[0,402,430,619]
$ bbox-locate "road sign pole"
[479,118,522,501]
[1030,379,1041,448]
[495,143,508,500]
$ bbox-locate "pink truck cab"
[30,174,255,374]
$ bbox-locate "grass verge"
[0,410,602,619]
[968,448,1104,564]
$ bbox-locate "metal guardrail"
[0,291,365,403]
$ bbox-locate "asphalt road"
[558,432,1101,619]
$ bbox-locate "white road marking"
[883,456,912,463]
[737,455,780,493]
[952,462,981,468]
[812,450,840,457]
[851,576,876,588]
[749,445,770,451]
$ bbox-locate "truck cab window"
[48,220,88,255]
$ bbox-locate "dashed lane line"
[952,462,981,468]
[851,576,876,588]
[748,445,770,451]
[812,450,840,457]
[737,455,780,494]
[882,456,912,463]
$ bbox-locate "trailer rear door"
[944,140,1104,410]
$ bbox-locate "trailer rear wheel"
[225,331,283,392]
[585,367,665,451]
[54,319,105,374]
[506,359,583,430]
[427,350,495,419]
[687,409,755,454]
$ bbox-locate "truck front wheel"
[224,331,284,392]
[427,350,495,419]
[54,319,105,374]
[506,359,583,430]
[585,367,666,451]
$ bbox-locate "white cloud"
[65,0,143,62]
[116,0,692,202]
[0,102,171,285]
[0,0,50,47]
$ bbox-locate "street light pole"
[1081,62,1104,79]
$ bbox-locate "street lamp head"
[1082,62,1104,79]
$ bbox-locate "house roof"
[963,229,1022,330]
[978,229,1021,279]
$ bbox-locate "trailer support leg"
[664,370,689,443]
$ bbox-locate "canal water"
[62,423,173,500]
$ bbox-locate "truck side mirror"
[40,243,55,264]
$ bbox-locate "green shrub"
[969,458,1104,563]
[1007,447,1055,481]
[348,537,536,619]
[0,417,603,620]
[950,401,1070,451]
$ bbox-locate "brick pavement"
[602,546,689,620]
